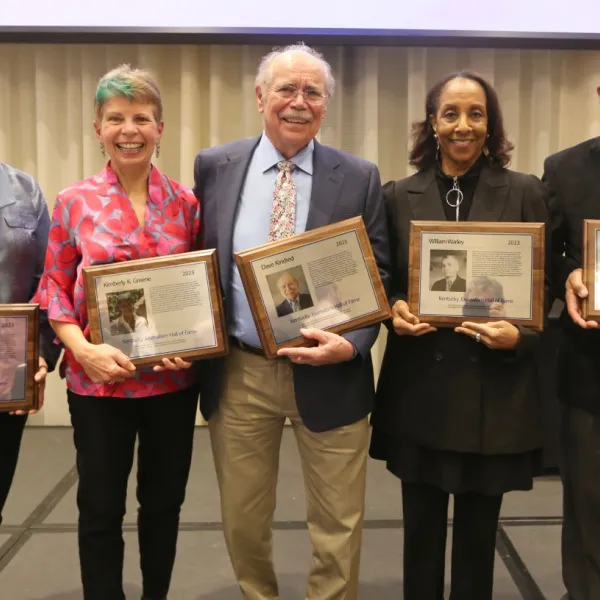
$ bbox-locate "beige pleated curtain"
[0,42,599,425]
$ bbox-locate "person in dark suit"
[543,102,600,599]
[274,271,314,317]
[431,253,467,291]
[193,43,390,599]
[369,71,551,600]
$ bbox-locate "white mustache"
[280,112,313,122]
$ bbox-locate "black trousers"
[0,413,27,526]
[67,387,198,600]
[401,481,503,600]
[560,404,600,600]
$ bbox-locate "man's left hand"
[277,328,356,366]
[11,357,48,416]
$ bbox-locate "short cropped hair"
[94,64,162,122]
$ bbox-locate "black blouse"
[435,156,485,222]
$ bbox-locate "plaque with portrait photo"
[234,217,390,359]
[0,304,40,413]
[83,250,228,366]
[581,219,600,320]
[408,221,545,331]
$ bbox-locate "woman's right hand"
[391,300,437,337]
[74,343,136,384]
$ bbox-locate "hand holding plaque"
[408,221,545,331]
[579,219,600,323]
[0,304,40,413]
[83,250,228,366]
[234,217,390,359]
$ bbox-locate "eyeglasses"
[272,85,328,105]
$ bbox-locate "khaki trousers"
[209,346,369,600]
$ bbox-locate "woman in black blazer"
[370,71,550,600]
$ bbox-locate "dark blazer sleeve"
[383,181,408,306]
[193,153,206,251]
[542,155,579,301]
[512,173,551,360]
[341,163,392,360]
[382,179,405,307]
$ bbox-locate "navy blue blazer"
[192,137,391,432]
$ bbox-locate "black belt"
[229,337,264,356]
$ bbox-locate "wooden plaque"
[582,219,600,320]
[0,304,40,413]
[234,216,391,359]
[83,250,228,366]
[408,221,545,331]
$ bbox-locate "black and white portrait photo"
[429,251,467,292]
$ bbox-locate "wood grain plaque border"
[234,216,390,359]
[582,219,600,320]
[408,220,545,331]
[0,304,39,412]
[83,250,228,366]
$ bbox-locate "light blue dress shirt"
[229,134,314,347]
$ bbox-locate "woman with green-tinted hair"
[37,64,202,600]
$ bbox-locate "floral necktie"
[268,160,296,242]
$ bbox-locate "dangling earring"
[100,142,106,159]
[434,132,440,161]
[155,140,160,159]
[483,133,490,157]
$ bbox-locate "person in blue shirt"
[0,162,61,527]
[193,42,390,599]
